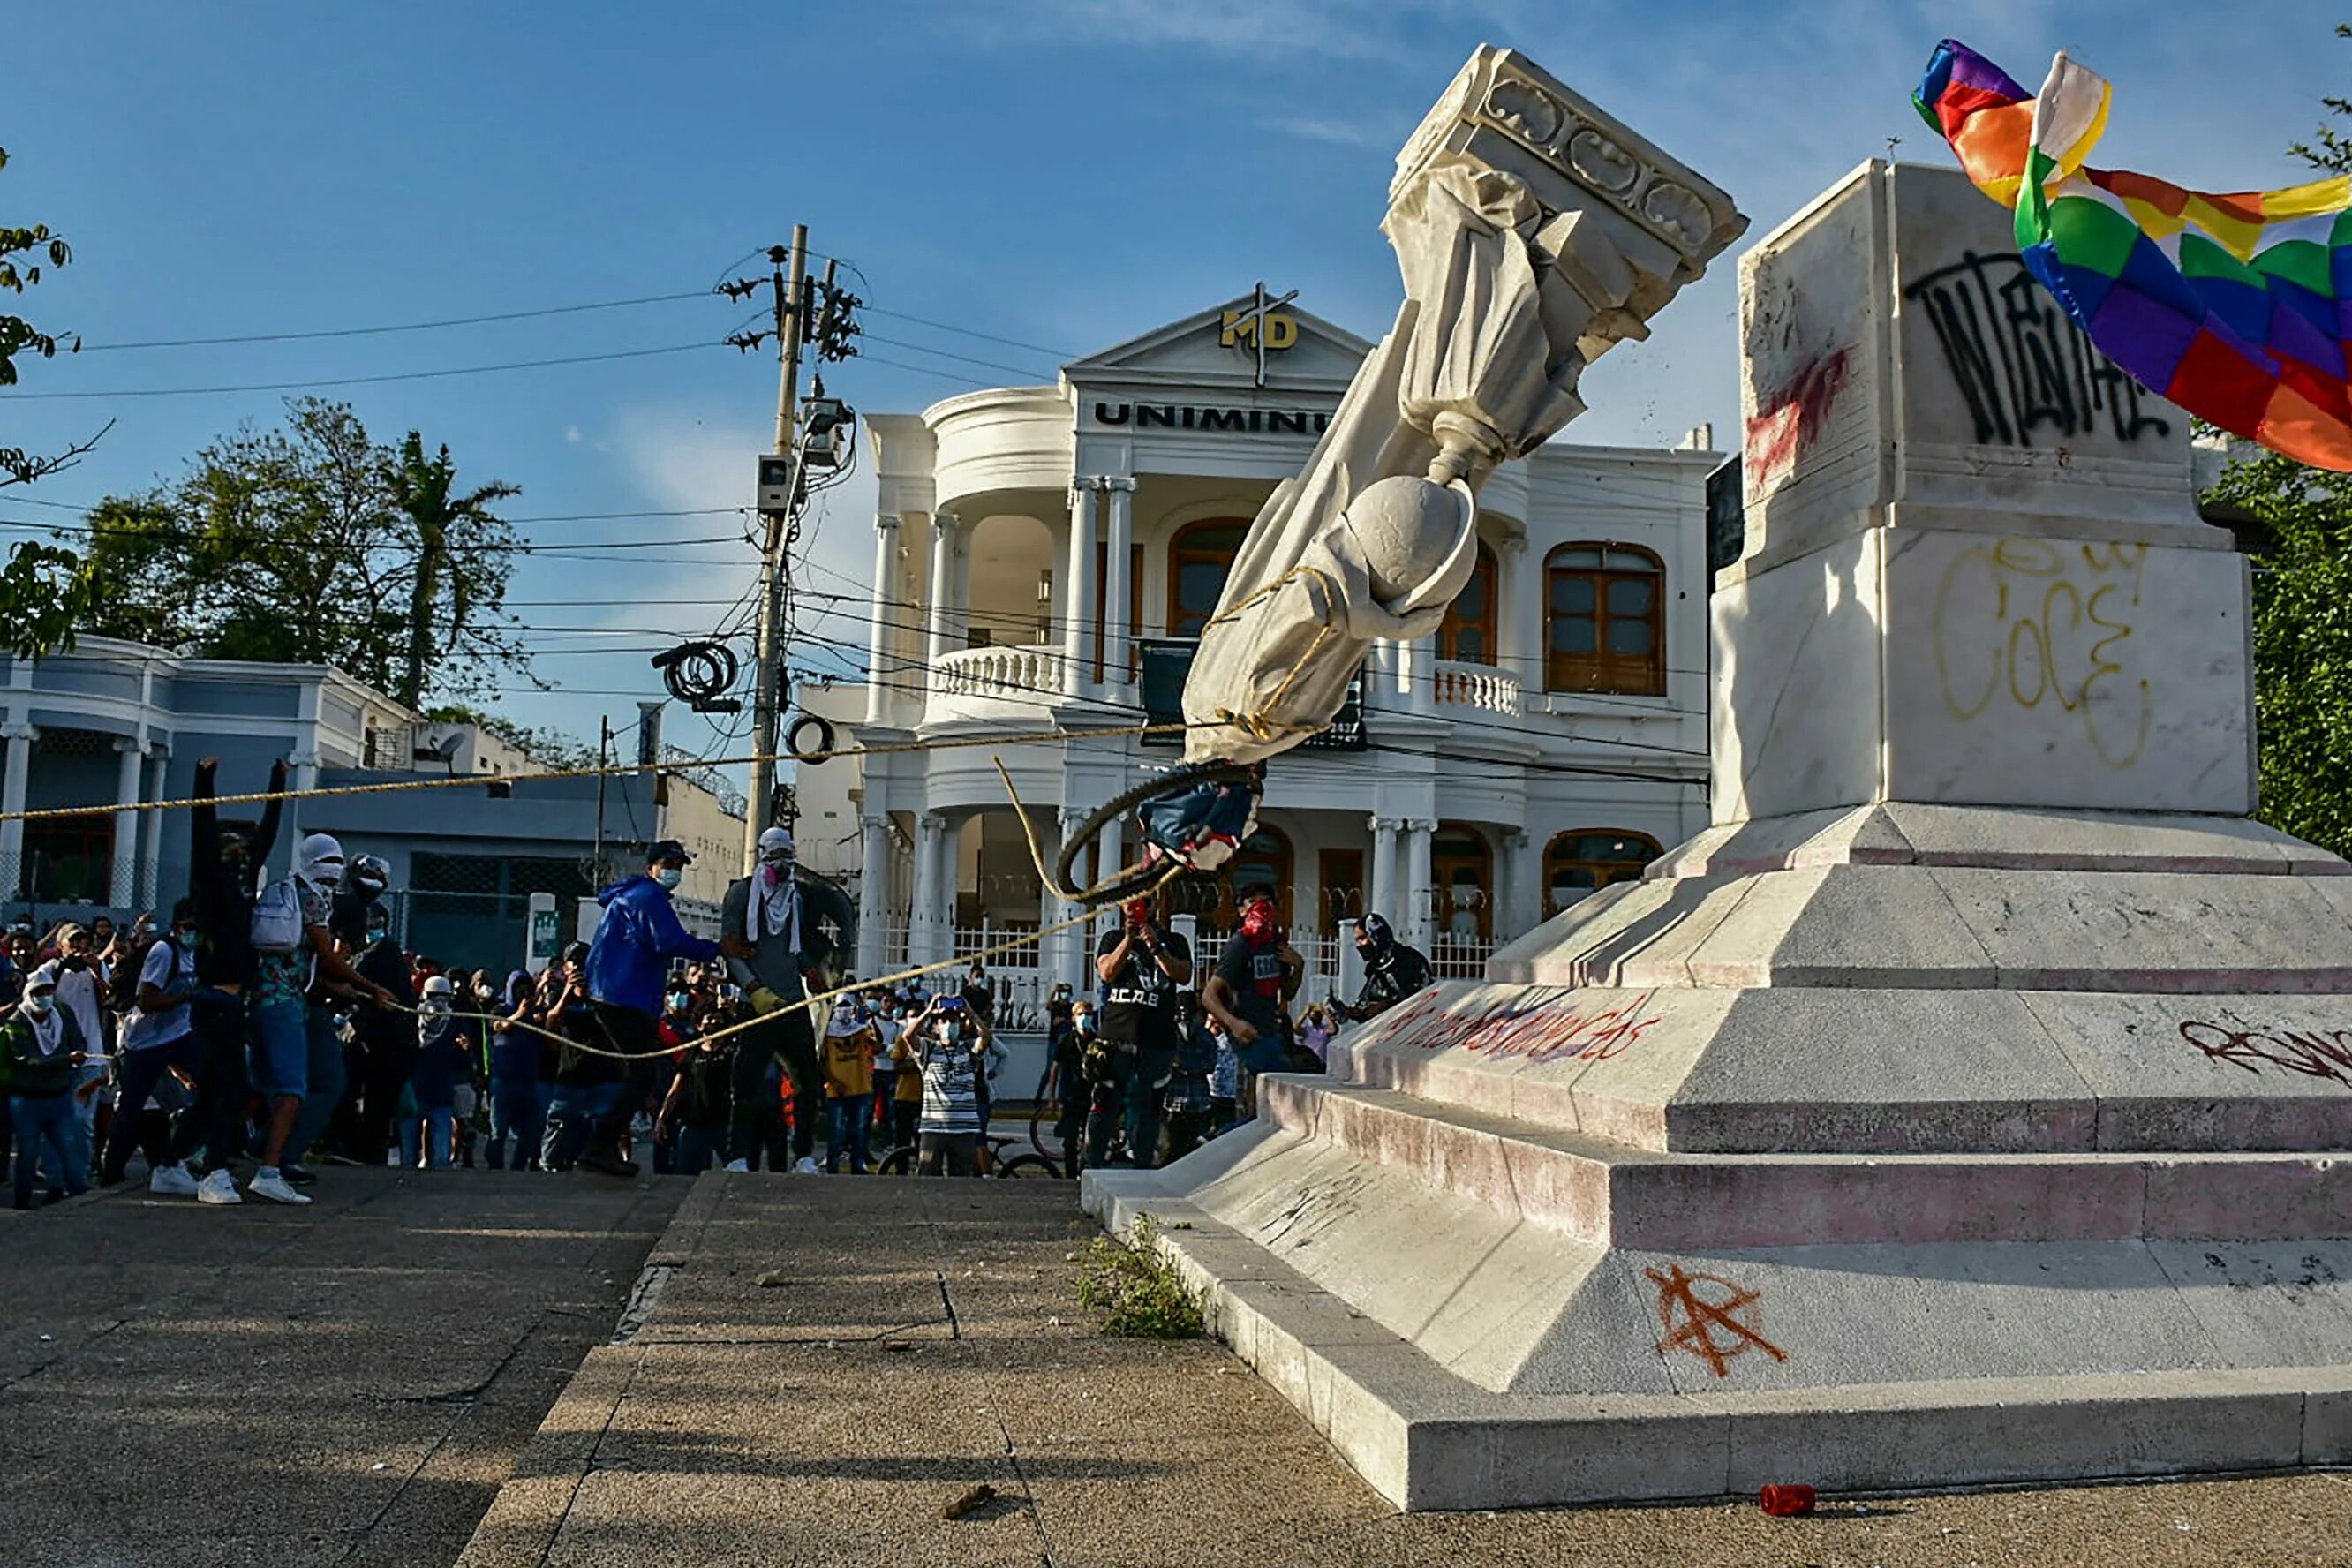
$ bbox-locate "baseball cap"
[646,839,694,866]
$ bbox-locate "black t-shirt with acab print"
[1096,925,1190,1049]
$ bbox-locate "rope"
[0,721,1190,825]
[382,905,1110,1062]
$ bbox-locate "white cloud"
[965,0,1532,64]
[563,424,583,444]
[1263,115,1386,147]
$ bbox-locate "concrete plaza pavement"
[10,1167,2352,1566]
[0,1166,682,1568]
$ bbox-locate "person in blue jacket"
[554,841,724,1178]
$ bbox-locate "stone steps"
[1265,1074,2352,1250]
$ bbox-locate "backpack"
[251,877,305,955]
[106,938,155,1014]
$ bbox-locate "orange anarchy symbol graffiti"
[1645,1263,1788,1378]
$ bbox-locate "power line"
[856,332,1057,381]
[77,290,712,351]
[0,516,753,554]
[0,340,721,400]
[860,305,1074,360]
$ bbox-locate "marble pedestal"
[1087,158,2352,1510]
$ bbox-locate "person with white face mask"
[716,826,856,1175]
[248,833,397,1205]
[4,964,92,1209]
[908,993,989,1177]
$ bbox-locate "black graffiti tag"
[1903,250,2172,449]
[2180,1020,2352,1086]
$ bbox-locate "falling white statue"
[1052,48,1748,901]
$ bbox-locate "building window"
[1542,829,1662,918]
[1546,543,1664,695]
[1167,519,1250,638]
[1437,544,1498,665]
[1430,824,1491,940]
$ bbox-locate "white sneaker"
[790,1157,821,1176]
[247,1170,312,1206]
[147,1164,200,1198]
[196,1170,243,1206]
[723,1159,750,1173]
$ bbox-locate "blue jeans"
[485,1075,545,1170]
[101,1034,205,1183]
[419,1105,454,1168]
[673,1124,724,1173]
[11,1094,89,1208]
[284,1004,347,1161]
[541,1082,621,1171]
[825,1095,871,1172]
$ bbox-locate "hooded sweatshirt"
[586,874,720,1018]
[4,984,87,1098]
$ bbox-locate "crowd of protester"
[1,760,1437,1210]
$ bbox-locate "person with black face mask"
[348,900,418,1166]
[1338,913,1431,1025]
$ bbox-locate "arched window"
[1167,518,1250,638]
[1543,829,1662,918]
[1546,542,1664,695]
[1437,543,1499,665]
[1430,823,1492,940]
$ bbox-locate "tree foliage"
[2213,451,2352,856]
[79,398,532,704]
[2223,21,2352,855]
[1,143,107,652]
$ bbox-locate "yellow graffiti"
[1932,539,2152,767]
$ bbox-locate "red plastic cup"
[1759,1484,1817,1517]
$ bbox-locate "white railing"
[1433,660,1523,716]
[1428,934,1496,981]
[931,643,1065,701]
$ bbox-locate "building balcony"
[926,642,1070,725]
[1432,660,1522,717]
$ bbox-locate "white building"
[796,292,1716,1014]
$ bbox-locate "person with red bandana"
[1201,888,1303,1115]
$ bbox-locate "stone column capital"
[918,810,946,833]
[859,811,888,833]
[1,720,39,743]
[113,735,143,754]
[1103,475,1137,494]
[875,511,902,532]
[1059,804,1089,830]
[931,512,958,539]
[1502,825,1530,849]
[288,750,321,770]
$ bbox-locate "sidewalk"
[0,1167,682,1568]
[461,1174,2352,1568]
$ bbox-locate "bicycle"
[873,1129,1056,1178]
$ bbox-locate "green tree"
[2213,452,2352,855]
[387,432,523,709]
[81,399,532,703]
[1,144,106,652]
[2217,21,2352,854]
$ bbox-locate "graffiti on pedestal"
[1647,1263,1787,1378]
[1932,538,2152,767]
[1370,984,1663,1065]
[1903,250,2172,449]
[2180,1019,2352,1087]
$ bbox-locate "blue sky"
[4,0,2345,768]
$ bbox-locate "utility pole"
[743,225,810,875]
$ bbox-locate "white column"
[1508,534,1543,698]
[1405,634,1438,715]
[138,750,167,913]
[1102,476,1135,690]
[924,514,956,677]
[1404,818,1436,951]
[109,736,142,908]
[910,810,946,968]
[1062,482,1098,697]
[857,811,890,979]
[1096,814,1124,898]
[868,514,901,726]
[1,720,37,900]
[1368,815,1399,928]
[1053,803,1089,990]
[1502,825,1541,939]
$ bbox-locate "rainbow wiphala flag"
[1916,39,2352,471]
